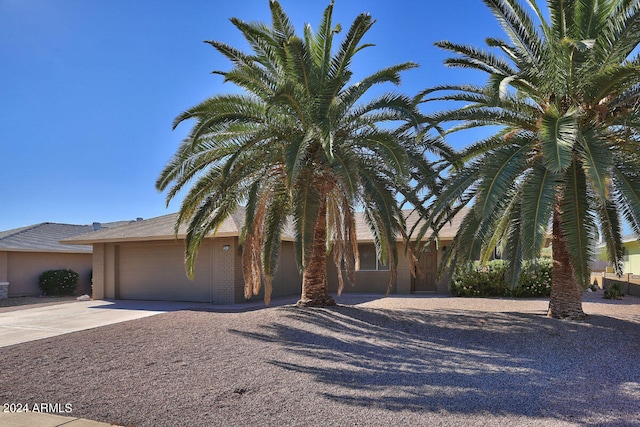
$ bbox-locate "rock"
[76,294,91,301]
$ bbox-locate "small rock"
[77,294,91,301]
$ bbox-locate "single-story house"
[62,209,465,304]
[591,234,640,297]
[0,221,137,297]
[592,234,640,274]
[621,234,640,274]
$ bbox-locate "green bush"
[451,260,510,297]
[451,259,552,298]
[38,269,79,296]
[604,281,625,300]
[514,259,552,297]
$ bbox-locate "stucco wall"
[244,241,302,303]
[623,241,640,274]
[2,251,92,297]
[326,242,405,295]
[0,252,7,283]
[91,238,243,304]
[117,240,213,302]
[326,241,451,295]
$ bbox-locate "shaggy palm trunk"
[297,195,336,307]
[547,205,586,320]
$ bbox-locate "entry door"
[413,245,437,292]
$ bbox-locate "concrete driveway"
[0,300,199,348]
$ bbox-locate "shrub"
[451,258,552,298]
[514,259,552,297]
[451,260,510,297]
[604,281,625,300]
[38,269,79,296]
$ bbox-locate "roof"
[62,207,467,245]
[63,209,247,244]
[0,220,142,253]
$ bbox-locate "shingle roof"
[63,209,247,244]
[0,223,95,253]
[62,207,467,245]
[0,220,141,253]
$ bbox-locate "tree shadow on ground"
[231,305,640,425]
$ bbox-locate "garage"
[117,241,214,302]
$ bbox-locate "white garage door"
[117,242,212,302]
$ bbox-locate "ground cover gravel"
[1,292,639,426]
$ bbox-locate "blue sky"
[1,0,504,230]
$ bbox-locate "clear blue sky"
[1,0,503,230]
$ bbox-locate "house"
[621,234,640,274]
[0,221,136,297]
[591,234,640,297]
[592,234,640,274]
[62,209,465,304]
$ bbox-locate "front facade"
[0,223,95,297]
[622,237,640,274]
[326,240,450,295]
[594,234,640,275]
[90,237,303,304]
[64,210,461,304]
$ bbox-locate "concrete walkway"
[0,412,119,426]
[0,299,200,348]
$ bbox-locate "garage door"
[117,242,212,302]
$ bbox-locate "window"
[357,244,390,271]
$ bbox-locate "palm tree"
[417,0,640,319]
[157,1,439,306]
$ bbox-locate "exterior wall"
[210,237,237,304]
[116,240,212,303]
[104,244,118,299]
[271,242,303,298]
[87,236,452,303]
[623,241,640,274]
[91,238,241,304]
[0,251,7,282]
[592,272,640,298]
[396,243,413,294]
[326,241,452,295]
[435,241,453,293]
[233,240,245,303]
[92,244,105,299]
[3,251,92,297]
[244,241,302,302]
[326,242,404,295]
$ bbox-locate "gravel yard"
[1,292,639,426]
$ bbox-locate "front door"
[413,244,438,292]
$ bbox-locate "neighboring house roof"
[0,221,141,253]
[62,207,467,245]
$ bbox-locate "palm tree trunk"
[547,205,586,320]
[297,195,336,307]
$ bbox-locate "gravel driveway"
[1,292,639,426]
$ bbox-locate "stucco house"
[592,234,640,274]
[620,234,640,274]
[0,221,136,297]
[63,209,465,304]
[591,234,640,297]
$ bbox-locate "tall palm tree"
[157,1,440,306]
[417,0,640,319]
